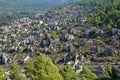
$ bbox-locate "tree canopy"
[81,65,97,80]
[0,67,7,80]
[25,53,63,80]
[9,64,24,80]
[61,65,79,80]
[91,0,120,28]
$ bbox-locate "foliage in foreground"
[25,53,63,80]
[81,65,97,80]
[61,65,79,80]
[0,66,7,80]
[102,64,120,80]
[9,64,24,80]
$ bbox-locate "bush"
[25,53,63,80]
[9,64,24,80]
[0,67,7,80]
[51,31,58,39]
[61,65,79,80]
[102,64,120,80]
[81,65,97,80]
[12,42,18,47]
[33,25,40,30]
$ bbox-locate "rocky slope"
[0,1,120,79]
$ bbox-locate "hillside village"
[0,1,120,80]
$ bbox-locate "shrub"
[61,65,79,80]
[81,65,97,80]
[9,64,24,80]
[25,54,63,80]
[51,31,58,39]
[0,67,7,80]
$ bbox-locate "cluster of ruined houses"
[0,3,120,76]
[38,3,87,26]
[0,16,119,55]
[0,15,119,74]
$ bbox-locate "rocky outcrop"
[112,66,120,78]
[20,55,30,64]
[63,53,84,74]
[0,54,12,65]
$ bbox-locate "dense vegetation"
[0,0,79,12]
[25,54,63,80]
[0,67,7,80]
[87,0,120,29]
[0,0,79,26]
[102,64,120,80]
[81,65,97,80]
[9,64,24,80]
[0,12,35,26]
[0,54,119,80]
[61,65,79,80]
[80,0,115,6]
[0,0,53,12]
[0,54,82,80]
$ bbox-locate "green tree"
[33,25,40,30]
[102,64,120,80]
[109,19,114,26]
[12,42,19,47]
[25,54,63,80]
[9,64,24,80]
[81,65,97,80]
[0,67,7,80]
[61,65,79,80]
[102,64,112,77]
[95,16,101,26]
[91,0,120,28]
[50,31,58,39]
[107,24,112,29]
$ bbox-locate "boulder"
[112,66,120,78]
[111,28,119,35]
[69,28,77,35]
[60,34,75,41]
[85,26,92,37]
[20,55,30,64]
[62,53,84,74]
[39,20,44,25]
[1,54,8,65]
[73,54,84,69]
[90,46,100,53]
[103,46,115,56]
[40,37,51,48]
[64,53,72,64]
[64,44,74,52]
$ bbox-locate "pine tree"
[61,65,79,80]
[25,54,63,80]
[9,64,24,80]
[0,67,7,80]
[102,64,120,80]
[81,65,97,80]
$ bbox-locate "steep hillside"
[0,0,79,12]
[0,0,120,80]
[0,0,79,25]
[0,0,51,12]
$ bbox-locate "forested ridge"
[0,0,79,26]
[91,0,120,29]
